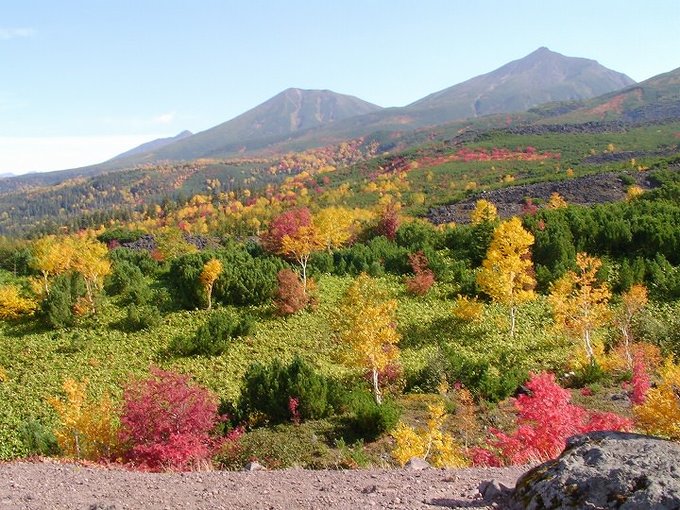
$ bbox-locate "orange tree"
[549,253,611,365]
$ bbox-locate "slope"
[119,88,383,163]
[406,47,634,121]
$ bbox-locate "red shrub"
[288,397,301,425]
[274,268,312,315]
[474,372,632,466]
[262,207,312,253]
[405,251,435,296]
[119,367,224,471]
[376,204,400,240]
[630,354,651,405]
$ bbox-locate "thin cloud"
[0,28,36,40]
[153,112,176,124]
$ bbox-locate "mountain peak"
[408,48,635,116]
[115,88,383,163]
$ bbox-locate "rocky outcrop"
[427,170,656,225]
[510,431,680,509]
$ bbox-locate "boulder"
[510,431,680,509]
[404,457,430,470]
[478,479,512,502]
[242,461,266,472]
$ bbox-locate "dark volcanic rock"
[510,431,680,509]
[427,170,656,225]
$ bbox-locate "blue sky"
[1,0,679,174]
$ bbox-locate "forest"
[1,120,680,471]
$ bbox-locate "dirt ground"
[0,460,530,509]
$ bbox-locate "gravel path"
[0,461,530,509]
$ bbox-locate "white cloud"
[153,112,176,124]
[0,135,170,175]
[0,28,35,40]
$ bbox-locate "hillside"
[110,130,193,160]
[406,47,634,121]
[116,88,383,164]
[532,66,680,123]
[243,47,638,153]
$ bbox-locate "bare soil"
[0,460,530,509]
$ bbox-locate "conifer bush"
[169,310,253,357]
[239,357,333,424]
[346,390,401,439]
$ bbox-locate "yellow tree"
[31,236,75,294]
[476,217,536,337]
[0,284,37,320]
[69,235,111,314]
[49,378,119,460]
[470,199,498,225]
[199,258,222,310]
[313,206,356,252]
[280,225,325,292]
[547,192,568,209]
[614,284,648,369]
[334,273,400,404]
[634,361,680,439]
[549,253,611,365]
[391,401,468,467]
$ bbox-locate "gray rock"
[510,431,680,509]
[243,461,266,472]
[478,479,511,501]
[404,457,430,470]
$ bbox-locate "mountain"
[0,48,643,189]
[244,47,638,151]
[406,47,635,121]
[0,172,15,179]
[533,65,680,123]
[116,89,383,164]
[111,130,193,161]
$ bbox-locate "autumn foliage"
[274,268,313,315]
[0,284,37,320]
[405,251,435,296]
[392,401,468,468]
[119,367,225,471]
[335,273,400,404]
[474,372,632,466]
[634,361,680,439]
[476,217,536,336]
[49,378,119,461]
[550,253,611,364]
[199,258,222,310]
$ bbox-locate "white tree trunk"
[372,367,382,405]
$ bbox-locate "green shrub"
[406,350,449,393]
[169,309,253,357]
[239,357,334,423]
[564,361,608,388]
[19,419,60,456]
[446,350,527,402]
[106,260,143,296]
[123,304,162,332]
[168,247,283,309]
[346,390,400,439]
[120,280,155,306]
[97,227,145,244]
[108,247,158,276]
[41,272,84,329]
[216,421,333,470]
